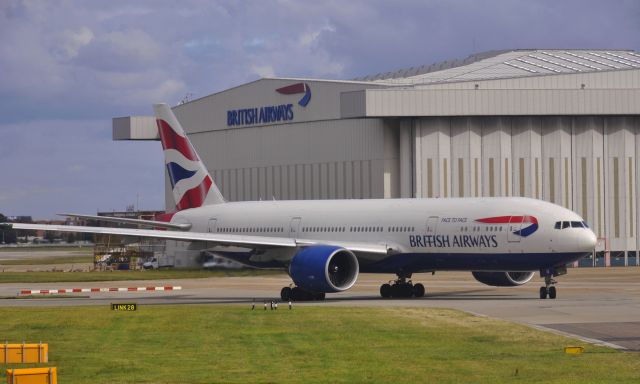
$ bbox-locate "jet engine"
[471,271,535,287]
[289,245,359,293]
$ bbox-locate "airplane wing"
[57,213,191,230]
[5,223,391,255]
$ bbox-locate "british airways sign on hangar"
[227,82,311,127]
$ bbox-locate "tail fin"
[154,103,225,210]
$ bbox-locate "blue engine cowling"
[471,271,535,287]
[289,245,359,293]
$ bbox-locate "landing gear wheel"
[280,287,292,301]
[391,283,414,298]
[381,273,428,299]
[380,283,392,298]
[540,273,558,300]
[539,286,548,299]
[548,286,557,299]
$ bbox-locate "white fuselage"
[171,197,597,273]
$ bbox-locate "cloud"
[250,65,276,78]
[75,29,162,72]
[57,26,94,60]
[299,24,336,48]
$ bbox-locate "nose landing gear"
[380,274,425,298]
[539,266,566,299]
[539,276,557,299]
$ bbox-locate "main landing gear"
[280,286,325,301]
[539,266,566,299]
[380,274,425,298]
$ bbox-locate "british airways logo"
[276,82,312,107]
[475,215,539,237]
[226,83,312,127]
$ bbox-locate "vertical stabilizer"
[154,103,225,210]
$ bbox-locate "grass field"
[0,269,279,284]
[0,255,93,265]
[0,246,92,253]
[0,305,638,383]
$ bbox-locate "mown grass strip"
[0,255,93,265]
[0,246,93,253]
[0,269,281,284]
[0,305,638,383]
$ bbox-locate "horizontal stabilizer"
[57,213,191,231]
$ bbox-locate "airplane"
[4,103,598,301]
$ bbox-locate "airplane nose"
[579,230,598,251]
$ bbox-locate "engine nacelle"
[289,245,359,293]
[471,271,535,287]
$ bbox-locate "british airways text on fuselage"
[409,234,499,248]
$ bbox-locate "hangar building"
[114,49,640,267]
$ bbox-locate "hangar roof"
[355,49,640,85]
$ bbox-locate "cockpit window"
[555,220,589,229]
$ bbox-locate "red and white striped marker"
[19,286,181,295]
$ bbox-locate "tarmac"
[0,267,639,351]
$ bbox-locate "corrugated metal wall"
[413,115,640,262]
[165,118,397,207]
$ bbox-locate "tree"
[66,232,77,244]
[44,230,57,243]
[0,213,17,244]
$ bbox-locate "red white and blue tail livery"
[155,103,224,210]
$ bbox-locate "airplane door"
[507,216,523,243]
[426,216,439,234]
[289,217,302,238]
[208,219,218,233]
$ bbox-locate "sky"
[1,0,639,219]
